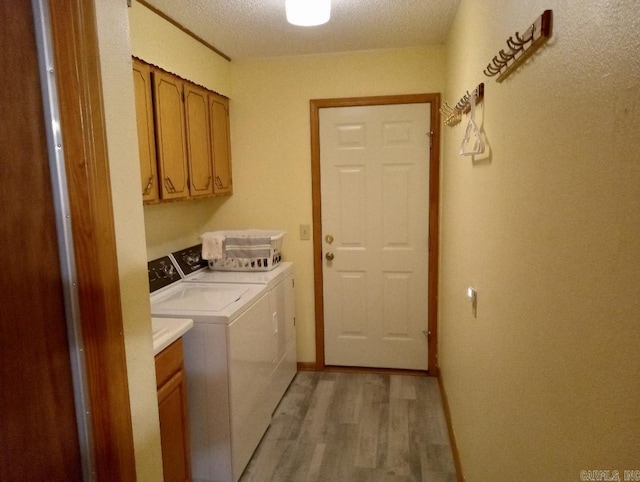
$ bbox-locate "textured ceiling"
[140,0,461,60]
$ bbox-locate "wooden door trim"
[310,94,441,375]
[49,0,137,479]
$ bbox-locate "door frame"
[310,94,441,375]
[47,0,137,478]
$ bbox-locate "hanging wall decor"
[484,9,553,83]
[440,83,484,127]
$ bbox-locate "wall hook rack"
[440,83,484,127]
[484,9,553,83]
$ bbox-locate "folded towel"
[201,233,225,260]
[225,236,271,259]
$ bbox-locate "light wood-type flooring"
[240,371,457,482]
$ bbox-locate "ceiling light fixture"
[285,0,331,27]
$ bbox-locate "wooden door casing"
[30,0,136,479]
[310,94,441,375]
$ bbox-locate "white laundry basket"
[205,230,285,271]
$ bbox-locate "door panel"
[132,59,159,202]
[320,103,430,370]
[0,2,82,479]
[184,83,214,196]
[154,70,189,199]
[209,93,233,194]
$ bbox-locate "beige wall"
[115,1,639,478]
[221,49,445,361]
[129,1,231,96]
[94,1,163,480]
[440,0,640,479]
[130,0,445,363]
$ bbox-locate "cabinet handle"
[205,175,212,189]
[164,177,176,193]
[143,175,154,195]
[215,175,224,189]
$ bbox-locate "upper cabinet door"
[153,70,189,200]
[184,83,214,197]
[209,93,233,195]
[132,59,159,203]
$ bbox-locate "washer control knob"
[186,253,200,265]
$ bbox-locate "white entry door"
[320,102,431,370]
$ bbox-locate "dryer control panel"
[171,244,208,277]
[148,256,182,293]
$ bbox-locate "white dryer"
[171,245,298,416]
[149,255,272,482]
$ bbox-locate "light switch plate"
[300,224,311,241]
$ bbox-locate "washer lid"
[152,283,250,313]
[185,261,293,285]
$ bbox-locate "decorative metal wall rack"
[484,9,553,82]
[440,83,484,127]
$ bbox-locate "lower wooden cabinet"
[155,338,191,482]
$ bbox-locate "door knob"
[325,252,334,261]
[325,234,334,244]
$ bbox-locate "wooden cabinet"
[209,93,233,195]
[155,339,191,482]
[153,70,190,200]
[132,58,233,203]
[184,83,215,197]
[132,59,159,202]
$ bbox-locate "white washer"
[149,255,272,482]
[171,245,298,417]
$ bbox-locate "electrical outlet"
[300,224,311,241]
